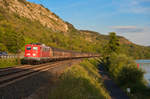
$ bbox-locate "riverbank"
[101,53,150,99]
[136,59,150,87]
[100,63,150,99]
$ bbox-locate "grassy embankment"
[0,58,18,68]
[48,58,110,99]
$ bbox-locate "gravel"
[0,59,82,99]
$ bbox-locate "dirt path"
[99,65,130,99]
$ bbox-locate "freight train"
[22,43,99,64]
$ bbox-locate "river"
[136,60,150,86]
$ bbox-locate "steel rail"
[0,63,54,77]
[0,61,65,88]
[0,65,30,72]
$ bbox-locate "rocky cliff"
[0,0,68,32]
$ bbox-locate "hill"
[0,0,150,59]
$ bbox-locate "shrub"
[118,66,145,92]
[0,58,18,68]
[0,43,7,51]
[108,53,135,79]
[105,53,145,93]
[49,59,110,99]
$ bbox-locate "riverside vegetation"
[101,32,150,99]
[49,59,111,99]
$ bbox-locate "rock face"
[0,0,68,32]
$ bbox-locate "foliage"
[0,58,18,68]
[106,53,145,89]
[101,52,149,98]
[0,43,7,51]
[101,31,149,99]
[3,29,25,53]
[121,44,150,59]
[49,59,110,99]
[118,66,145,90]
[104,53,150,99]
[105,32,120,55]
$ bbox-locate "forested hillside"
[0,0,150,59]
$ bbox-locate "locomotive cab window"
[33,47,38,50]
[26,46,31,50]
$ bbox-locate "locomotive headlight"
[33,53,36,56]
[27,53,31,56]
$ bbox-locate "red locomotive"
[23,43,99,64]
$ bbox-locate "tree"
[3,29,25,53]
[106,32,120,55]
[102,32,120,70]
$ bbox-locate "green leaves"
[3,28,25,53]
[103,53,146,93]
[106,32,120,55]
[0,43,7,51]
[118,66,144,87]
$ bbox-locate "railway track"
[0,61,67,88]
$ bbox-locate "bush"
[0,43,7,51]
[49,59,110,99]
[0,58,18,68]
[104,53,145,93]
[108,53,135,79]
[118,66,145,92]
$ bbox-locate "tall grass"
[0,58,18,68]
[48,59,110,99]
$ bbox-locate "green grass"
[48,59,110,99]
[0,58,18,68]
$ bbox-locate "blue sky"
[27,0,150,46]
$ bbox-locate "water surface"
[136,60,150,86]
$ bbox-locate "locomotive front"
[23,44,41,63]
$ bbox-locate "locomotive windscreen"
[27,46,31,50]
